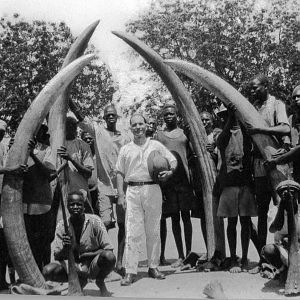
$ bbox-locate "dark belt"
[128,181,156,186]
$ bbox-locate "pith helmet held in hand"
[147,150,170,183]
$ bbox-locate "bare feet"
[171,258,184,268]
[241,258,249,272]
[229,257,241,274]
[248,265,261,274]
[96,279,112,297]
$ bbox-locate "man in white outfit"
[116,113,177,286]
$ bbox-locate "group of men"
[0,72,299,294]
[197,74,300,279]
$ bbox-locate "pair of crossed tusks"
[1,23,287,289]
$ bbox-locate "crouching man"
[43,191,115,296]
[261,180,300,283]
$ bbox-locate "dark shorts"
[24,210,53,269]
[162,184,195,216]
[217,185,257,218]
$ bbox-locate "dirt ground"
[82,205,288,299]
[0,204,292,299]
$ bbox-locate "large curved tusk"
[47,20,99,296]
[112,31,223,259]
[48,19,100,151]
[165,59,287,191]
[2,54,94,288]
[62,20,100,69]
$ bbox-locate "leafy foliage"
[0,14,115,132]
[126,0,300,118]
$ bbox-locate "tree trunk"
[1,54,94,288]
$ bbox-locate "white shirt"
[116,138,176,182]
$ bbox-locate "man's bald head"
[104,104,118,117]
[103,104,118,130]
[130,113,146,125]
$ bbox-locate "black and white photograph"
[0,0,300,298]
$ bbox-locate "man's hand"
[245,123,264,135]
[28,138,37,155]
[226,102,237,116]
[117,194,126,211]
[158,170,173,182]
[271,148,286,159]
[263,158,277,171]
[206,143,215,153]
[57,146,71,161]
[6,164,28,175]
[62,233,72,249]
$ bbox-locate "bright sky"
[0,0,153,112]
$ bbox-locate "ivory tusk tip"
[87,19,100,31]
[111,31,133,41]
[111,31,125,39]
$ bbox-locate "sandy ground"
[81,204,288,299]
[1,204,291,299]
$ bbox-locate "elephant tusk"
[48,20,100,296]
[165,59,287,192]
[1,54,94,288]
[112,31,222,260]
[49,19,100,152]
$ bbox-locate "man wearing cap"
[247,74,290,273]
[43,191,115,296]
[116,113,177,286]
[261,180,300,282]
[69,101,131,276]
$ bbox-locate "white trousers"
[124,184,162,274]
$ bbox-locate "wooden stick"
[57,173,83,296]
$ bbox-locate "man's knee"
[261,244,276,259]
[99,250,116,267]
[95,251,116,279]
[42,263,67,282]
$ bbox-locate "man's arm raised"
[69,99,96,137]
